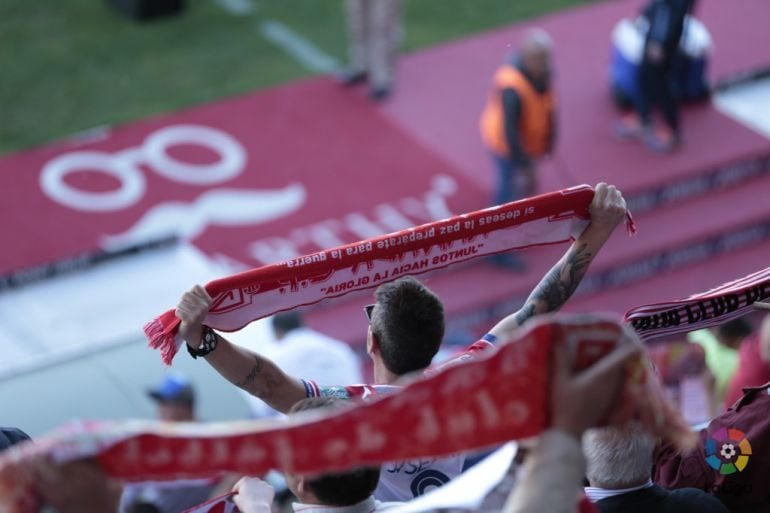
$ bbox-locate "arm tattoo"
[513,303,536,326]
[236,355,263,389]
[516,243,594,325]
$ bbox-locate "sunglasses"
[363,304,375,323]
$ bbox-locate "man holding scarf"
[174,183,628,502]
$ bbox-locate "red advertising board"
[0,79,486,278]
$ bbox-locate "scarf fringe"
[143,310,181,365]
[625,212,637,236]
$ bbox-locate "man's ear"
[367,328,380,357]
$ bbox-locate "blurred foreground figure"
[338,0,401,101]
[480,28,556,207]
[2,432,122,513]
[231,398,401,513]
[33,459,123,513]
[502,332,640,513]
[0,428,30,452]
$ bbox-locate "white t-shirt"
[302,337,496,502]
[375,455,465,502]
[238,326,363,418]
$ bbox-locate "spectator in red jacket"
[654,381,770,513]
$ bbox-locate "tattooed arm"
[489,183,628,339]
[176,285,306,414]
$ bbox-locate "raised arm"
[489,183,627,339]
[176,285,306,414]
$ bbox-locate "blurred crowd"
[4,1,766,513]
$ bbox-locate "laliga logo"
[39,124,306,246]
[705,427,752,475]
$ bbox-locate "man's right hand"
[588,182,627,236]
[175,285,213,348]
[550,324,641,439]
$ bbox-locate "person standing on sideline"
[480,28,556,208]
[337,0,401,101]
[616,0,697,152]
[479,28,555,269]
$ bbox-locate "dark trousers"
[637,54,680,133]
[491,152,519,206]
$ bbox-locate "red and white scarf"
[625,266,770,340]
[145,185,615,364]
[0,315,693,513]
[183,492,237,513]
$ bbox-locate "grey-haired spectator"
[584,424,727,513]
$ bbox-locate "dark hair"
[370,276,445,375]
[272,311,304,334]
[717,317,753,341]
[289,398,380,506]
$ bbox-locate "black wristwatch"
[186,325,219,359]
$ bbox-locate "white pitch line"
[259,20,340,73]
[214,0,255,16]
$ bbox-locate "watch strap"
[186,325,218,359]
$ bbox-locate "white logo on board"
[39,124,307,246]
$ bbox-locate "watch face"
[203,328,217,348]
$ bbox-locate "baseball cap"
[147,373,195,405]
[0,427,31,453]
